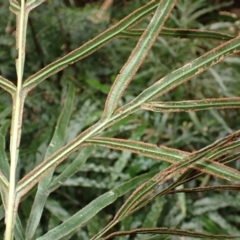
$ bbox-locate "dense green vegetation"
[1,0,240,239]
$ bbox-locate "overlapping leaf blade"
[36,170,158,240]
[89,131,240,239]
[104,227,240,239]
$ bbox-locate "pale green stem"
[5,0,27,239]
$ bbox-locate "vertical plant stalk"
[5,0,28,239]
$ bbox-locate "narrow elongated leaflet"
[37,171,157,240]
[121,28,234,41]
[141,98,240,112]
[102,0,177,119]
[0,76,16,95]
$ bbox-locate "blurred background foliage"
[1,0,240,238]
